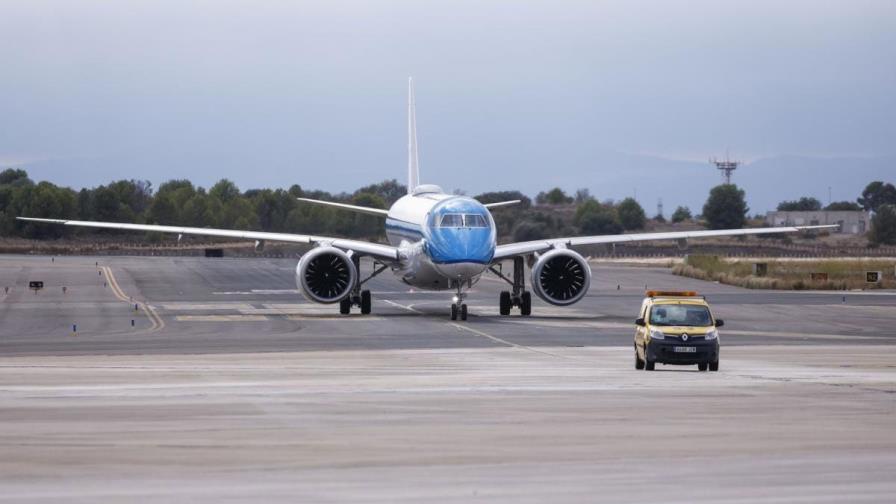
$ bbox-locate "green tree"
[857,181,896,212]
[574,199,622,235]
[617,197,646,230]
[702,184,748,230]
[209,179,241,203]
[354,179,407,205]
[536,187,573,205]
[0,168,31,186]
[825,201,862,211]
[671,206,692,223]
[777,197,822,211]
[869,204,896,245]
[512,221,549,241]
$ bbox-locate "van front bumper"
[646,339,719,365]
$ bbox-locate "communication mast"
[710,154,740,185]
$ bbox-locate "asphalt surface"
[1,254,895,503]
[0,254,894,356]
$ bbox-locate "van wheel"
[709,361,719,372]
[635,345,645,370]
[698,362,708,371]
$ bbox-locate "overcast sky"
[1,0,894,211]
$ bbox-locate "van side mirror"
[715,319,724,327]
[635,318,646,327]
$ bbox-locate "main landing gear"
[489,256,532,317]
[339,257,388,316]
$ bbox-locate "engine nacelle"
[295,247,357,304]
[530,249,592,306]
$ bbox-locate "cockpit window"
[463,214,488,228]
[439,214,464,227]
[438,213,488,228]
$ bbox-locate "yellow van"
[634,291,722,372]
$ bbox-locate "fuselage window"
[463,214,487,228]
[439,214,464,227]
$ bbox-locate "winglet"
[408,77,420,194]
[296,198,389,217]
[483,200,522,209]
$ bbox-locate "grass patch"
[673,255,896,290]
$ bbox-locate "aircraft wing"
[492,224,838,261]
[16,217,400,261]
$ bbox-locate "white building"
[765,210,871,235]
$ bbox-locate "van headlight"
[649,328,665,340]
[705,328,719,340]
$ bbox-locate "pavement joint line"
[447,323,589,362]
[102,266,165,334]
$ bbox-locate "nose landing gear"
[450,282,468,321]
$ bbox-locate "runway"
[0,255,894,356]
[1,254,895,502]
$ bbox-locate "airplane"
[19,78,835,321]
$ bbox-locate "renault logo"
[681,333,689,341]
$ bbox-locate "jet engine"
[530,249,592,306]
[296,247,357,303]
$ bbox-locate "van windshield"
[650,305,712,327]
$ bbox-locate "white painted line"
[176,315,269,322]
[161,303,255,311]
[382,299,423,314]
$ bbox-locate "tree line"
[1,168,894,245]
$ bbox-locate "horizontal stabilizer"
[483,200,521,209]
[296,198,389,217]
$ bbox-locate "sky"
[1,0,894,213]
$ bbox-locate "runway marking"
[722,329,885,341]
[102,267,165,334]
[382,299,423,314]
[213,289,300,295]
[176,315,269,322]
[286,315,385,321]
[161,303,255,311]
[448,323,588,361]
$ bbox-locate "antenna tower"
[710,154,740,185]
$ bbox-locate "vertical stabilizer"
[407,77,420,193]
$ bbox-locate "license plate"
[674,346,697,353]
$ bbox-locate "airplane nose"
[434,261,487,279]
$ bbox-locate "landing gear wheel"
[460,303,468,321]
[499,291,511,316]
[339,297,351,315]
[520,291,532,316]
[635,345,645,370]
[451,303,458,321]
[360,290,371,315]
[709,361,719,372]
[698,362,708,371]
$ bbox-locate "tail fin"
[407,77,420,194]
